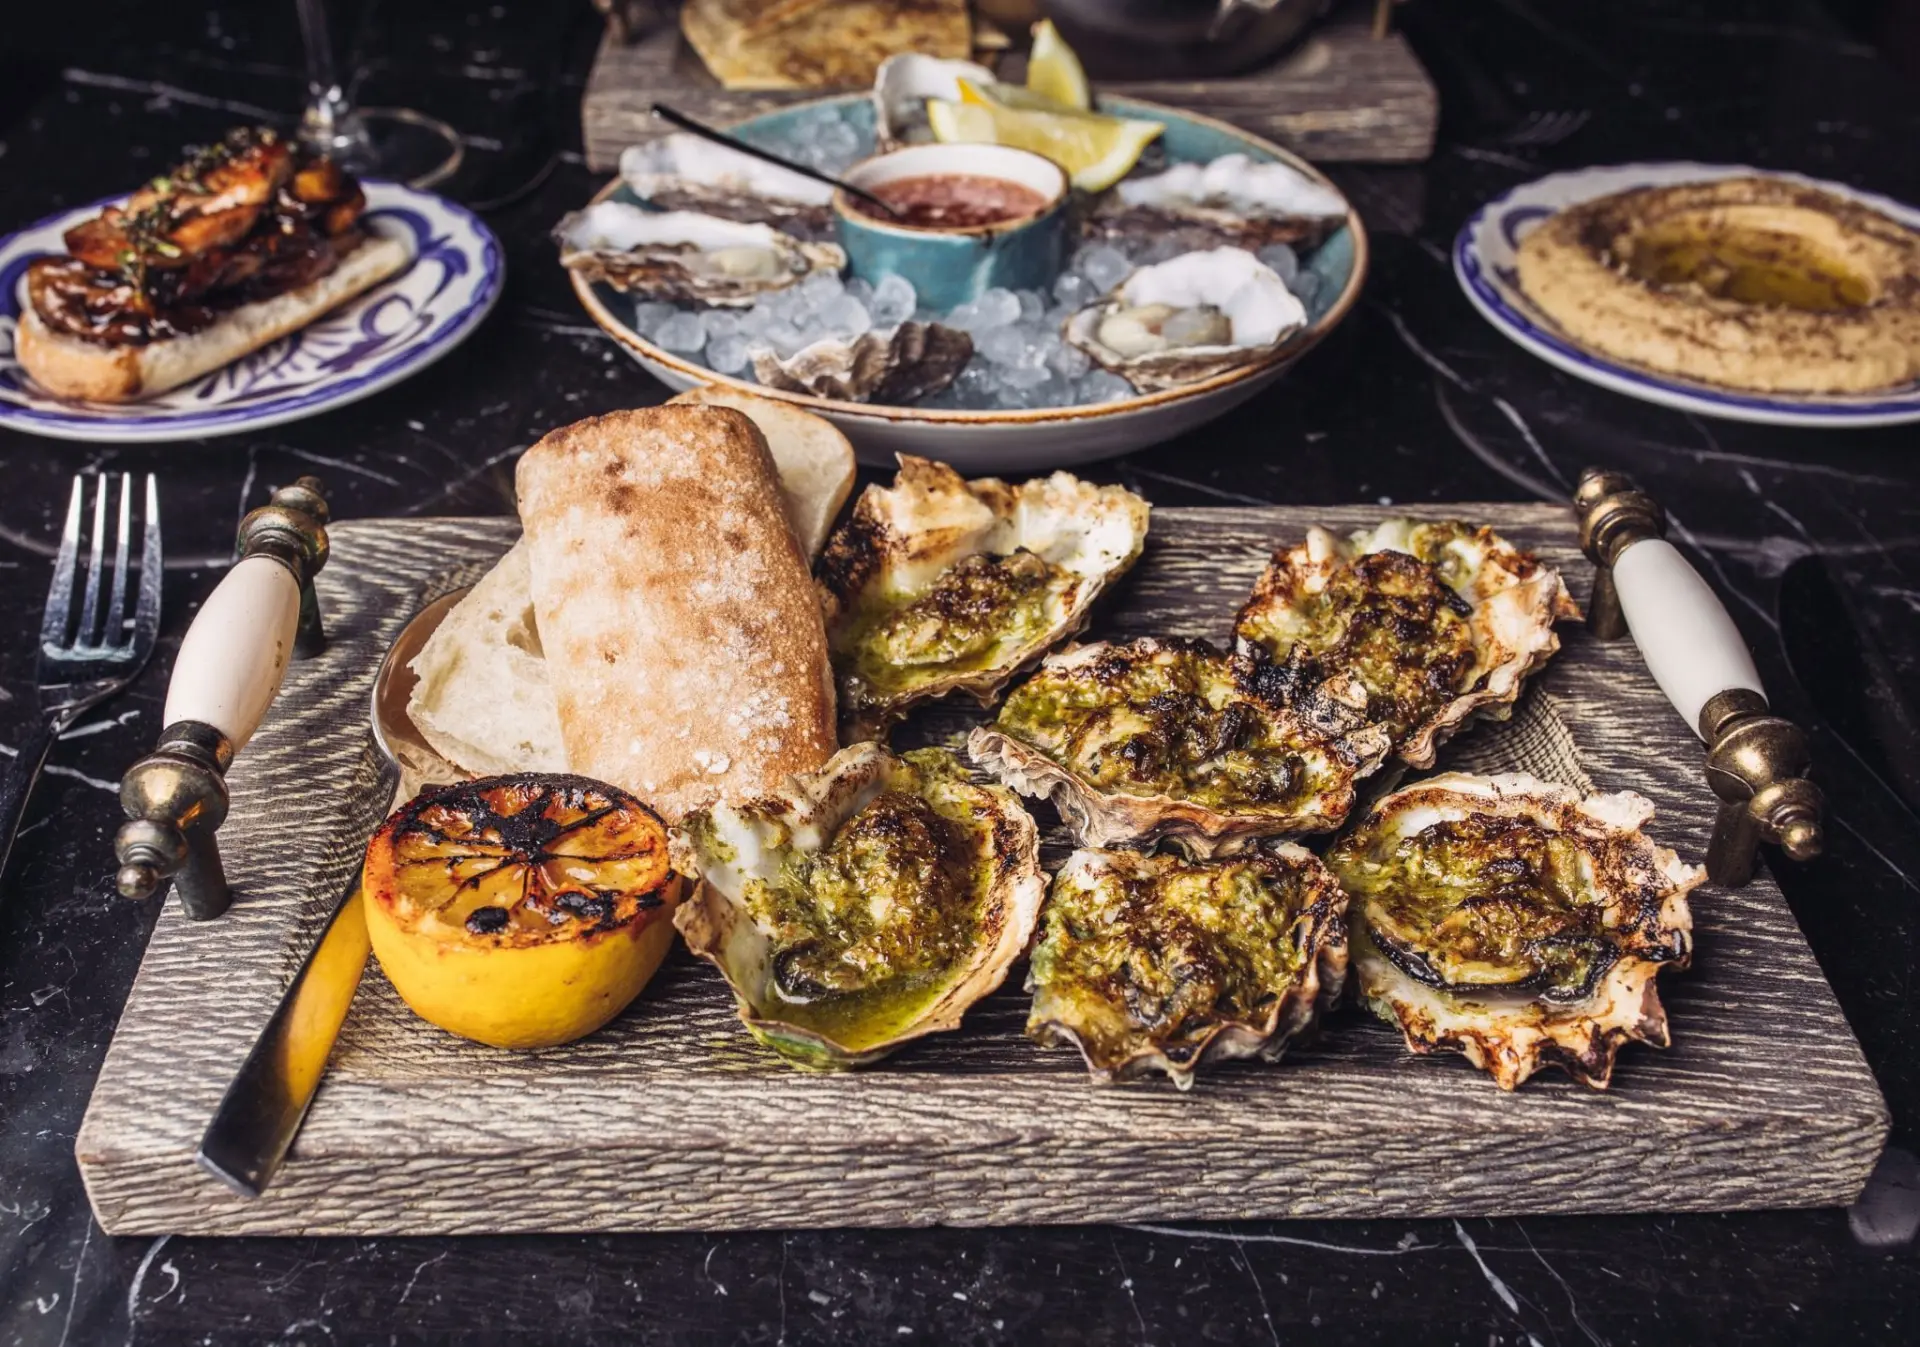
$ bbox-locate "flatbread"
[681,0,971,91]
[514,406,837,821]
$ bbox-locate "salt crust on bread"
[514,405,837,821]
[407,392,852,783]
[666,385,855,557]
[15,231,412,403]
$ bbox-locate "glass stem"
[297,0,352,151]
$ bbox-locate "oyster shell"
[619,134,835,235]
[672,743,1045,1069]
[554,203,845,307]
[1063,247,1307,392]
[1088,153,1349,252]
[872,53,997,149]
[1234,519,1579,767]
[967,637,1392,856]
[1327,772,1703,1090]
[1028,844,1348,1090]
[750,322,973,404]
[819,456,1150,739]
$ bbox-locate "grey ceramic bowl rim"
[569,93,1370,428]
[831,143,1070,238]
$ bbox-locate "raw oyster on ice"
[1235,519,1578,767]
[1327,772,1703,1090]
[968,637,1392,856]
[1063,247,1307,392]
[619,134,835,234]
[672,743,1045,1069]
[750,322,973,404]
[555,203,845,306]
[872,53,998,149]
[1027,844,1349,1090]
[1088,153,1349,252]
[820,456,1150,739]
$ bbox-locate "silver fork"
[0,474,163,884]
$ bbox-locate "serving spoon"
[197,587,469,1198]
[649,101,905,220]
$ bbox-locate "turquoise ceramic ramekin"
[832,143,1070,312]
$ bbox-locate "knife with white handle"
[115,477,332,919]
[1575,468,1823,887]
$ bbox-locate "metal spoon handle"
[648,102,902,219]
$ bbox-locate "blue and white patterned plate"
[0,182,502,442]
[1455,162,1920,428]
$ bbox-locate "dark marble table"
[4,2,1918,1343]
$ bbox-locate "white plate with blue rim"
[570,94,1368,472]
[0,182,503,443]
[1455,161,1920,428]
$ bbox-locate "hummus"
[1515,177,1920,394]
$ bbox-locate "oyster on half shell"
[555,202,845,307]
[872,53,997,149]
[1087,153,1350,253]
[1234,519,1579,767]
[1328,772,1703,1090]
[1028,845,1349,1090]
[819,456,1150,739]
[1064,247,1307,393]
[968,637,1392,856]
[672,743,1045,1069]
[619,134,836,235]
[750,322,974,404]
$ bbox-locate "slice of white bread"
[407,394,852,781]
[16,231,412,403]
[515,406,837,820]
[405,538,568,778]
[667,384,855,556]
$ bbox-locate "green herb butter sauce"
[1329,812,1616,1000]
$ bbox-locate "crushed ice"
[626,110,1335,411]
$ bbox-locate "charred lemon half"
[363,773,682,1049]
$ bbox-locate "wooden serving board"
[580,3,1439,170]
[76,506,1888,1236]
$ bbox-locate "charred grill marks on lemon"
[1027,845,1348,1089]
[363,773,682,1050]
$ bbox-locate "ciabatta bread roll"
[665,385,855,556]
[514,406,837,820]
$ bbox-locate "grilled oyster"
[750,322,974,404]
[1088,153,1349,253]
[1328,772,1703,1090]
[619,134,835,234]
[1028,845,1348,1090]
[673,743,1045,1069]
[1234,519,1578,767]
[819,456,1150,739]
[967,637,1392,856]
[554,203,845,306]
[1063,247,1307,392]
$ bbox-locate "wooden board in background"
[581,4,1439,170]
[75,507,1888,1236]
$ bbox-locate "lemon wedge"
[1026,19,1091,111]
[364,773,682,1049]
[931,81,1163,193]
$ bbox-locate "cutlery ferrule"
[236,475,332,658]
[114,720,234,917]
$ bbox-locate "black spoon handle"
[648,102,902,219]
